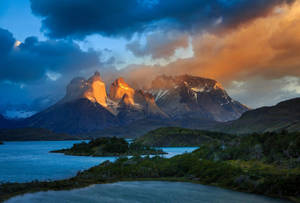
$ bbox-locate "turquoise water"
[0,141,197,183]
[6,181,290,203]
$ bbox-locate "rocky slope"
[213,97,300,134]
[108,78,168,123]
[25,99,119,134]
[0,114,19,129]
[148,75,249,122]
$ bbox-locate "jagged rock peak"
[88,71,102,82]
[62,71,108,107]
[84,72,107,107]
[109,77,135,105]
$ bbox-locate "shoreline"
[1,176,296,203]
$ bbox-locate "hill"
[213,98,300,134]
[135,127,235,147]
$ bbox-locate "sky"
[0,0,300,118]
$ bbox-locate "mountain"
[213,97,300,134]
[24,72,119,134]
[0,114,19,129]
[0,114,10,128]
[60,71,108,107]
[109,78,168,124]
[148,75,249,122]
[25,98,119,134]
[22,72,248,135]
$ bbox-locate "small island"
[51,137,166,156]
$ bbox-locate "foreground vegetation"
[135,127,235,147]
[51,137,165,156]
[1,131,300,202]
[197,130,300,168]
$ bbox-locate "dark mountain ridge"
[213,97,300,134]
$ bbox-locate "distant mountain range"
[0,72,298,137]
[13,72,247,135]
[213,98,300,134]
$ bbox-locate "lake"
[6,181,290,203]
[0,141,197,183]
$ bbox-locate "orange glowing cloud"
[119,2,300,89]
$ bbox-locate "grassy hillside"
[135,127,235,147]
[0,128,80,141]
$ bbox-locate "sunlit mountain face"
[109,78,135,105]
[60,71,108,107]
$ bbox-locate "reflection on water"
[6,181,290,203]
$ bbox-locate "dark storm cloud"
[0,28,101,83]
[0,28,15,55]
[126,31,189,59]
[30,0,295,39]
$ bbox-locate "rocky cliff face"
[148,75,249,122]
[61,71,107,107]
[117,90,169,124]
[108,78,168,123]
[109,78,135,105]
